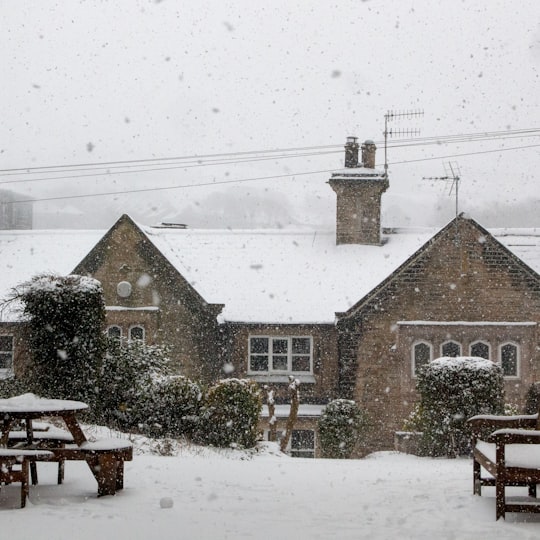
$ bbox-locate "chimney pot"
[344,136,359,168]
[361,140,377,169]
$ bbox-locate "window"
[129,325,145,342]
[271,429,315,458]
[0,335,14,373]
[290,430,315,458]
[249,336,312,373]
[412,341,432,376]
[107,325,122,341]
[500,343,519,378]
[441,341,461,357]
[470,341,490,360]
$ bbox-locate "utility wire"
[3,142,539,206]
[0,150,343,186]
[1,127,539,178]
[1,131,539,187]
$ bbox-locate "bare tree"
[280,377,300,453]
[265,385,277,442]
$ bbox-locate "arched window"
[129,325,145,342]
[500,343,519,377]
[441,341,461,358]
[413,341,432,376]
[107,325,122,341]
[470,341,490,360]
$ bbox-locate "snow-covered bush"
[93,339,171,429]
[318,399,368,459]
[413,356,504,456]
[524,382,540,414]
[0,374,30,398]
[140,375,203,438]
[196,378,262,448]
[8,274,106,404]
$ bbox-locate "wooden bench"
[51,438,133,496]
[0,449,53,508]
[8,427,75,485]
[468,412,540,520]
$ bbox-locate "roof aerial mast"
[383,109,423,175]
[423,161,462,219]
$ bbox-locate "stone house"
[0,137,538,457]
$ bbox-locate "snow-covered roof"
[0,221,538,324]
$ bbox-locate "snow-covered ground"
[1,435,540,539]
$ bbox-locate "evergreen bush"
[414,356,505,456]
[524,382,540,415]
[196,378,262,448]
[318,399,368,458]
[141,375,203,438]
[8,274,106,405]
[93,339,171,429]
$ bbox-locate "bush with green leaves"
[318,399,368,458]
[8,274,106,404]
[93,339,171,430]
[524,382,540,415]
[139,375,203,438]
[413,356,505,457]
[196,378,262,448]
[0,374,31,399]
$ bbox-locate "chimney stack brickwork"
[329,138,388,245]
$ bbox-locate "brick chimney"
[328,138,388,245]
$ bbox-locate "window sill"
[248,374,316,384]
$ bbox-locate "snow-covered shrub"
[318,399,368,459]
[94,339,171,429]
[196,378,262,448]
[524,382,540,414]
[140,375,203,438]
[0,374,30,398]
[413,356,504,456]
[8,274,106,404]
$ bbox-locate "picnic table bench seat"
[0,448,53,507]
[8,427,76,485]
[50,438,133,496]
[468,412,540,520]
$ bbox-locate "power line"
[2,169,339,205]
[0,150,343,186]
[2,142,538,207]
[0,144,343,174]
[388,143,540,165]
[1,127,539,180]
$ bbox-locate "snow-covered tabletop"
[0,393,88,415]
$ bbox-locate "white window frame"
[0,335,14,378]
[440,340,462,358]
[248,336,313,375]
[499,342,520,379]
[411,340,432,377]
[469,340,490,360]
[128,325,145,342]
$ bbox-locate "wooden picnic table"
[0,393,132,499]
[0,393,89,447]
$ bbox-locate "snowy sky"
[1,0,539,229]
